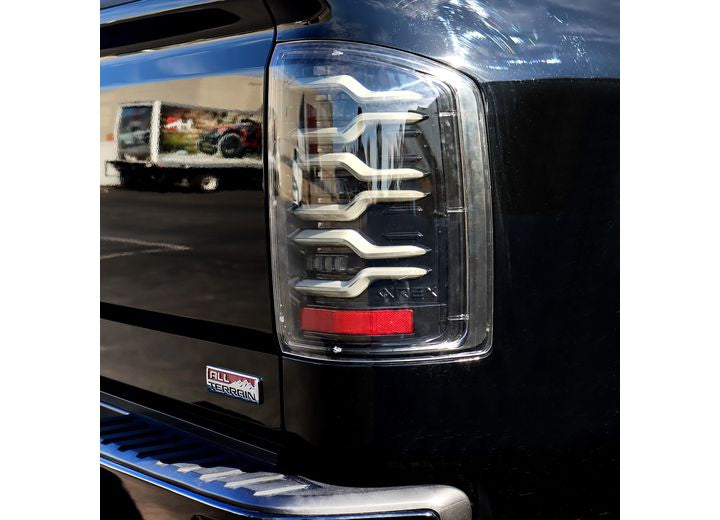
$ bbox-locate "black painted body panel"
[101,187,272,332]
[101,320,282,428]
[100,1,619,518]
[281,78,619,519]
[100,14,279,428]
[100,30,274,332]
[268,0,619,82]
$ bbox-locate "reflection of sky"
[101,0,218,24]
[286,0,619,81]
[101,31,271,89]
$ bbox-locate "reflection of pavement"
[119,476,178,520]
[158,151,263,169]
[100,235,191,260]
[101,188,272,332]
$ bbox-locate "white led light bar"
[305,153,425,181]
[294,190,426,222]
[306,75,424,103]
[294,112,424,143]
[293,229,427,259]
[295,267,428,298]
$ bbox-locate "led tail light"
[268,41,492,361]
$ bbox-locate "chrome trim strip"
[100,401,130,415]
[295,112,424,143]
[294,190,425,221]
[307,75,423,103]
[295,267,428,298]
[293,229,427,259]
[306,153,425,181]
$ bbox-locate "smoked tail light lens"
[268,41,492,362]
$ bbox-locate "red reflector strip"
[300,307,414,336]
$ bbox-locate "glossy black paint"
[101,0,274,56]
[101,319,282,428]
[268,0,619,81]
[100,1,619,518]
[100,22,281,426]
[100,30,275,335]
[100,187,272,331]
[280,78,619,519]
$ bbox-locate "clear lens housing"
[268,41,491,362]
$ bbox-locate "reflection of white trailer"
[105,101,262,191]
[110,101,262,167]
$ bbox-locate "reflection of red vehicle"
[163,116,193,132]
[197,119,261,158]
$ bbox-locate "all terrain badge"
[206,366,262,404]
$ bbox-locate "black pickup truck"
[100,1,619,519]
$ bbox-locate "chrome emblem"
[206,366,261,404]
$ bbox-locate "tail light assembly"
[268,41,492,362]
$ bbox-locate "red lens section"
[300,307,414,336]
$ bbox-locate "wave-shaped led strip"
[295,267,428,298]
[307,75,424,103]
[295,112,424,143]
[294,190,425,222]
[293,229,427,259]
[305,153,425,181]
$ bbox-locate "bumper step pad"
[101,402,471,520]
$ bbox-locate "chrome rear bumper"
[101,402,471,520]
